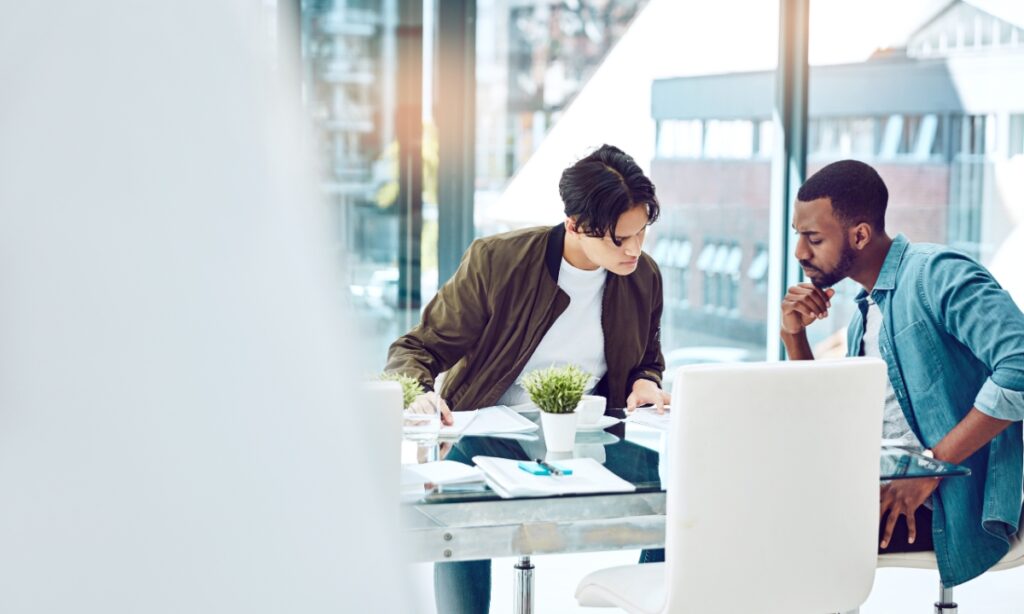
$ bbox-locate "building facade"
[649,0,1024,357]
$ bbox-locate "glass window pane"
[476,1,780,377]
[299,1,439,366]
[806,0,1024,358]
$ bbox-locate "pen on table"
[534,458,562,476]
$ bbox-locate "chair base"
[575,563,665,613]
[935,585,957,613]
[513,556,535,614]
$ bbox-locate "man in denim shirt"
[780,159,1024,587]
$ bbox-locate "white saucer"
[576,415,620,432]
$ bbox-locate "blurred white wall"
[0,1,408,612]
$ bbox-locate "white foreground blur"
[0,1,409,612]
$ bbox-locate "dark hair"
[558,144,659,245]
[797,159,888,231]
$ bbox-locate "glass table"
[402,409,970,613]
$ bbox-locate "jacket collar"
[545,223,565,281]
[855,233,908,302]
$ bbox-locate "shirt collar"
[545,224,566,282]
[854,233,908,302]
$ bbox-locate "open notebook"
[472,456,635,499]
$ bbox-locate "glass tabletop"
[405,409,970,504]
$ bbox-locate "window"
[755,120,775,158]
[807,1,1023,358]
[703,120,755,159]
[809,114,943,161]
[300,1,410,367]
[809,117,879,159]
[657,120,703,158]
[653,237,692,310]
[723,245,743,314]
[747,245,769,293]
[476,0,651,237]
[488,1,778,362]
[697,241,717,310]
[1010,115,1024,158]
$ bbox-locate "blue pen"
[535,458,573,476]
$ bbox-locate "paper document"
[439,410,479,438]
[625,406,672,431]
[402,460,485,487]
[461,405,539,436]
[472,455,635,498]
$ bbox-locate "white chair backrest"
[663,357,886,614]
[362,380,404,497]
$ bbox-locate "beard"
[800,240,856,289]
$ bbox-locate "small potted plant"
[381,373,436,442]
[380,372,424,409]
[521,364,591,452]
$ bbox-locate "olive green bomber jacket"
[385,224,665,411]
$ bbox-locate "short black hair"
[558,144,659,245]
[797,159,888,231]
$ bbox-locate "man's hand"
[781,283,836,335]
[879,477,940,549]
[627,379,671,414]
[408,391,454,426]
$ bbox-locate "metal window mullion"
[397,0,424,312]
[436,0,477,286]
[766,0,810,360]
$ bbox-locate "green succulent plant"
[380,372,424,409]
[520,364,591,414]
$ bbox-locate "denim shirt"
[846,234,1024,587]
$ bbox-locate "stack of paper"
[439,410,480,438]
[401,460,485,487]
[472,455,636,499]
[462,406,539,437]
[625,406,672,431]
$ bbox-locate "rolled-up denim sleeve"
[974,378,1024,421]
[922,251,1024,397]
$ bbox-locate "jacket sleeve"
[384,240,491,391]
[921,250,1024,420]
[627,261,666,390]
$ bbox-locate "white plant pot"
[540,411,578,452]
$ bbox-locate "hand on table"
[408,391,454,426]
[879,477,940,549]
[627,379,671,414]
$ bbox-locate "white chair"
[877,522,1024,612]
[576,357,887,614]
[362,380,404,491]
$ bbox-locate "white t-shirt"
[862,297,925,452]
[496,257,607,406]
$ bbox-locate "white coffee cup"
[576,394,606,426]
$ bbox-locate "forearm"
[780,329,815,360]
[931,407,1014,465]
[384,333,445,391]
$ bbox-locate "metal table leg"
[513,556,535,614]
